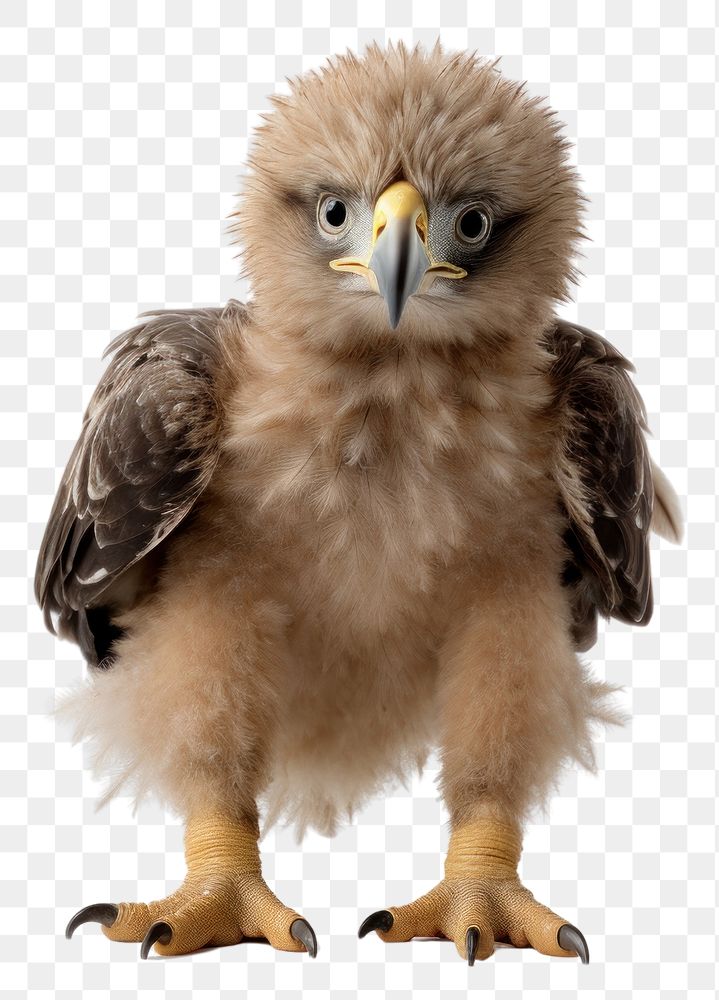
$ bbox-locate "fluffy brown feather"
[48,43,680,838]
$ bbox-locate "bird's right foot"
[65,812,316,959]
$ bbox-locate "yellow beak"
[330,181,466,328]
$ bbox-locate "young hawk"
[37,43,682,963]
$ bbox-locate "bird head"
[233,43,584,356]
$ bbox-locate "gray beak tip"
[369,219,429,332]
[387,307,401,330]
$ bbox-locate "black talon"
[557,923,590,964]
[290,917,318,958]
[358,909,394,938]
[140,920,173,960]
[465,926,480,966]
[65,903,118,939]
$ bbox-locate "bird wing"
[546,318,655,651]
[34,301,246,666]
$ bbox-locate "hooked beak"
[330,181,466,329]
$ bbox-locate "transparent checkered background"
[1,2,717,997]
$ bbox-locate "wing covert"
[35,301,246,665]
[546,319,655,651]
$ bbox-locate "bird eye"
[455,206,491,245]
[318,195,349,235]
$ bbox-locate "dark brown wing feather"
[35,301,246,666]
[546,319,654,651]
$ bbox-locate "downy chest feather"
[223,341,537,630]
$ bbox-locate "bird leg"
[361,538,597,962]
[359,810,587,964]
[66,811,316,958]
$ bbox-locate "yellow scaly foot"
[65,812,316,958]
[359,813,588,965]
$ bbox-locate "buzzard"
[37,44,681,963]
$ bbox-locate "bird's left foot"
[358,874,588,964]
[359,813,588,965]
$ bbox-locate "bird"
[37,42,682,964]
